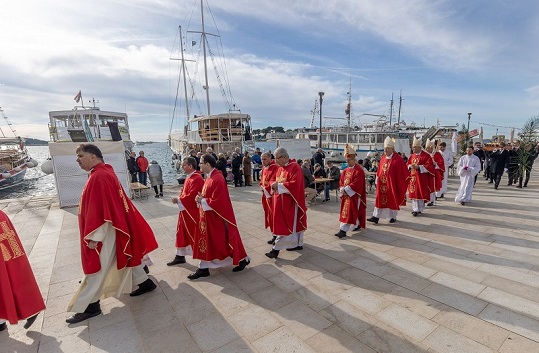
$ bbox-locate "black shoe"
[516,185,522,188]
[412,211,418,217]
[488,181,493,184]
[232,259,250,272]
[426,202,434,206]
[265,249,279,259]
[155,194,159,198]
[66,301,101,324]
[143,265,149,274]
[24,314,39,329]
[352,226,361,231]
[336,230,347,238]
[460,201,465,205]
[167,255,186,266]
[129,278,157,296]
[187,268,210,280]
[367,216,379,224]
[389,218,396,223]
[0,322,6,331]
[439,194,445,198]
[286,246,303,251]
[524,184,528,187]
[267,236,277,245]
[66,310,102,324]
[494,185,498,189]
[159,192,163,197]
[507,183,512,186]
[322,198,329,202]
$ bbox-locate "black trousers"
[507,168,518,185]
[233,170,243,186]
[518,167,532,187]
[491,172,503,189]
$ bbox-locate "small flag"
[74,90,82,103]
[191,40,197,46]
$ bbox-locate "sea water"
[0,143,179,200]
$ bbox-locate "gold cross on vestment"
[0,221,24,261]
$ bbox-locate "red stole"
[260,161,278,231]
[339,164,366,228]
[0,211,45,324]
[272,160,307,236]
[176,171,204,248]
[432,151,446,192]
[375,153,409,210]
[407,151,435,201]
[78,163,158,274]
[193,169,248,265]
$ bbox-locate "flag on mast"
[74,90,82,103]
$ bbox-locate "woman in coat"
[148,160,164,197]
[242,151,253,186]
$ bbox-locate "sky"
[1,0,539,142]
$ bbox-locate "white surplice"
[454,154,481,203]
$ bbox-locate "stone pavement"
[2,172,539,353]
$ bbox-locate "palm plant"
[517,116,539,184]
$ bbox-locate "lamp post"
[318,91,324,149]
[466,112,472,145]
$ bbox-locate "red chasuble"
[272,160,307,236]
[78,163,158,275]
[339,164,367,229]
[375,153,409,210]
[193,169,248,265]
[407,151,435,201]
[176,171,204,248]
[0,211,45,324]
[260,161,278,232]
[432,151,446,192]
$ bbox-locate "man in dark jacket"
[127,151,138,182]
[231,152,243,187]
[517,143,538,188]
[507,141,520,186]
[489,142,510,189]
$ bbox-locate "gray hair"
[261,152,271,158]
[274,147,289,159]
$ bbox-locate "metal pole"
[467,112,472,145]
[318,91,324,149]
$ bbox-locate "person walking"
[136,151,149,185]
[66,144,158,324]
[489,142,510,189]
[148,160,164,198]
[168,157,204,266]
[407,137,435,216]
[367,137,409,224]
[188,154,250,279]
[259,152,279,245]
[335,144,366,238]
[0,210,45,332]
[455,145,482,205]
[265,147,307,259]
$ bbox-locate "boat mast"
[179,26,190,121]
[397,90,403,125]
[200,0,211,115]
[346,77,352,129]
[389,93,394,126]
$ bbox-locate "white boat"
[48,104,134,153]
[0,107,37,190]
[297,87,457,162]
[168,0,254,159]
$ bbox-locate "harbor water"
[0,142,179,200]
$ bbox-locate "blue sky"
[1,0,538,142]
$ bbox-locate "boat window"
[348,135,358,143]
[338,134,346,143]
[358,134,369,143]
[377,134,385,143]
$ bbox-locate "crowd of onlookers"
[127,150,164,198]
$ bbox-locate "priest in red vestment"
[0,210,45,332]
[168,156,204,266]
[425,139,446,206]
[367,137,409,225]
[335,144,366,238]
[67,144,158,324]
[407,137,435,216]
[260,152,279,245]
[188,154,250,279]
[265,147,307,259]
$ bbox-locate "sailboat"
[168,0,254,159]
[0,107,38,189]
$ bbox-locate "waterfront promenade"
[2,173,539,352]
